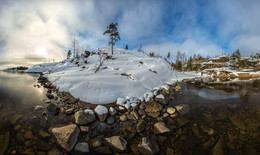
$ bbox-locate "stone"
[35,105,44,111]
[109,107,117,115]
[74,143,89,153]
[51,124,80,151]
[90,137,103,148]
[127,114,136,120]
[139,103,146,110]
[47,103,60,116]
[16,132,25,144]
[137,121,146,133]
[131,110,139,120]
[94,105,108,122]
[230,115,245,130]
[175,117,190,128]
[104,136,127,152]
[24,130,34,139]
[65,108,74,115]
[138,109,146,116]
[46,93,54,99]
[79,126,89,132]
[119,114,127,121]
[175,104,190,115]
[0,132,9,155]
[163,113,169,118]
[166,107,176,114]
[145,102,162,118]
[212,138,223,155]
[138,137,159,155]
[175,85,181,91]
[95,147,112,154]
[107,116,116,125]
[154,122,170,134]
[74,110,96,125]
[191,125,200,139]
[37,140,51,151]
[38,130,51,139]
[47,147,63,155]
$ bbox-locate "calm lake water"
[0,71,259,154]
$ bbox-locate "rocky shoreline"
[1,75,259,155]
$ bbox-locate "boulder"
[51,124,80,151]
[104,136,127,152]
[107,116,116,125]
[74,109,96,125]
[175,104,190,115]
[0,132,9,155]
[47,103,60,116]
[154,122,170,134]
[175,117,190,128]
[94,105,108,122]
[145,102,162,118]
[46,93,54,99]
[74,143,89,153]
[119,114,127,122]
[79,126,89,132]
[138,137,159,155]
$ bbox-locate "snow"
[94,105,108,115]
[84,109,94,115]
[26,47,183,105]
[156,94,165,99]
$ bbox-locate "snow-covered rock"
[27,47,178,105]
[94,105,108,122]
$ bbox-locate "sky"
[0,0,260,68]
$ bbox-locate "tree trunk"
[111,37,114,55]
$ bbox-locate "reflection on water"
[0,71,47,126]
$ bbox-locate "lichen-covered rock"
[51,124,79,151]
[74,109,96,125]
[154,122,170,134]
[104,136,127,152]
[138,137,159,155]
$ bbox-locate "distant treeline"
[7,66,28,70]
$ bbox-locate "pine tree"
[67,50,71,59]
[167,52,171,60]
[103,23,120,55]
[125,44,128,50]
[138,44,143,52]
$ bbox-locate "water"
[0,71,259,154]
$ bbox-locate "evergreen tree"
[187,56,193,71]
[103,22,120,55]
[67,50,71,59]
[125,44,129,50]
[167,52,171,60]
[138,44,143,52]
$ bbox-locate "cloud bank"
[0,0,260,68]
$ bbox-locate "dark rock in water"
[38,130,51,139]
[74,110,96,125]
[47,103,60,116]
[95,146,112,154]
[175,117,190,128]
[38,140,51,151]
[0,131,9,155]
[47,147,63,155]
[79,126,89,132]
[137,121,146,133]
[15,132,25,144]
[243,144,257,155]
[34,105,44,111]
[107,116,116,125]
[74,143,89,153]
[212,138,223,155]
[230,115,245,130]
[138,137,159,155]
[46,93,54,99]
[104,136,127,152]
[51,124,80,151]
[145,102,162,118]
[175,104,190,115]
[154,122,170,134]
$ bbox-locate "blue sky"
[0,0,260,67]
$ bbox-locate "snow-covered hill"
[26,47,183,107]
